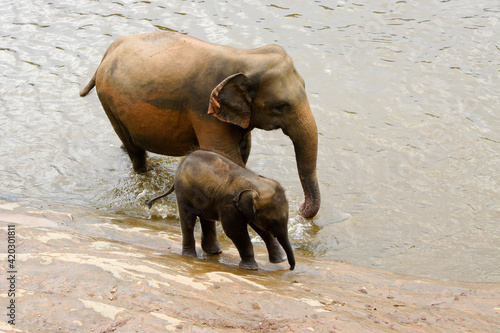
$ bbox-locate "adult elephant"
[80,32,320,218]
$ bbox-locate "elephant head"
[208,48,320,218]
[234,186,295,270]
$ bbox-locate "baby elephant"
[146,150,295,270]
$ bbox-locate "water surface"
[1,0,499,282]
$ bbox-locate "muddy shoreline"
[1,196,499,332]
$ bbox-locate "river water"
[1,0,499,283]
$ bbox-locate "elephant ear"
[208,73,252,129]
[234,189,259,221]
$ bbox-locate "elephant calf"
[146,150,295,270]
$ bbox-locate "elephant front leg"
[200,219,222,254]
[178,204,198,258]
[222,218,258,270]
[249,222,286,264]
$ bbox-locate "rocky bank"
[0,197,499,332]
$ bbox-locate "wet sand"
[1,198,499,332]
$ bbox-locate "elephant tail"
[145,185,175,208]
[79,72,96,97]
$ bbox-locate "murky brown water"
[1,0,499,282]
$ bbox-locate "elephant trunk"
[284,101,321,218]
[277,233,295,270]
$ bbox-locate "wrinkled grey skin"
[146,150,295,270]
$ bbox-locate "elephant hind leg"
[123,145,147,173]
[178,203,198,258]
[102,105,147,172]
[200,219,222,254]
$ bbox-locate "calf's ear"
[208,73,252,129]
[234,189,259,220]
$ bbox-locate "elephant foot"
[239,259,259,270]
[132,159,148,173]
[265,239,287,263]
[202,241,222,255]
[130,150,148,173]
[182,248,198,258]
[120,144,148,173]
[269,249,287,264]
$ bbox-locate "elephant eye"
[272,103,289,114]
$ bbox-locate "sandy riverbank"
[0,197,499,332]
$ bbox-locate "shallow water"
[1,0,499,282]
